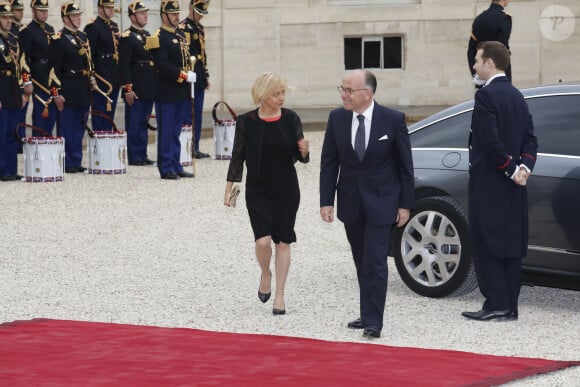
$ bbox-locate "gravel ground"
[1,131,578,386]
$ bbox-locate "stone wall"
[21,0,580,112]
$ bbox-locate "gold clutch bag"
[230,184,240,207]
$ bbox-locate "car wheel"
[393,196,478,298]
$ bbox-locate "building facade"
[22,0,580,112]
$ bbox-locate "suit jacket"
[468,76,538,258]
[320,102,414,226]
[227,108,309,182]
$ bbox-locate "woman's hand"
[224,181,233,206]
[297,138,309,158]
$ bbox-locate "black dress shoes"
[77,166,86,172]
[347,318,364,329]
[194,150,210,159]
[273,308,286,316]
[362,326,381,339]
[161,172,180,180]
[129,160,147,166]
[144,158,155,165]
[178,171,194,178]
[461,309,511,321]
[65,167,78,173]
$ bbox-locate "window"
[344,36,403,70]
[526,94,580,156]
[411,112,471,149]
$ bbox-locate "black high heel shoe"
[258,271,271,303]
[272,308,286,316]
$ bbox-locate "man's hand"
[320,206,334,223]
[124,91,138,106]
[513,165,531,186]
[23,83,33,96]
[396,208,410,228]
[53,95,65,112]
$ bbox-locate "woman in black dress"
[224,72,309,315]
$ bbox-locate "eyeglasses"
[337,86,368,95]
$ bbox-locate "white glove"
[472,74,485,87]
[187,71,196,83]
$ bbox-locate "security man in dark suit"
[51,1,95,173]
[320,70,414,339]
[182,0,210,159]
[1,1,31,181]
[84,0,120,131]
[463,41,537,322]
[19,0,59,136]
[118,0,155,166]
[149,0,195,180]
[467,0,512,85]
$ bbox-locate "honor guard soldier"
[19,0,59,135]
[10,0,25,148]
[1,1,31,181]
[468,0,512,85]
[84,0,120,131]
[51,1,95,173]
[149,0,195,180]
[182,0,210,159]
[118,0,155,166]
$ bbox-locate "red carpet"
[0,319,577,386]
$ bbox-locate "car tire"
[392,196,478,298]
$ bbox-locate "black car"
[391,84,580,298]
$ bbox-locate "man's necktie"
[355,114,366,161]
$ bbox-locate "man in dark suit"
[463,41,537,322]
[467,0,512,85]
[320,69,414,339]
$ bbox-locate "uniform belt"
[97,52,119,61]
[33,58,50,65]
[0,69,13,76]
[64,69,91,76]
[135,60,154,66]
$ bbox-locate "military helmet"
[128,0,147,16]
[0,2,13,16]
[31,0,49,10]
[97,0,115,8]
[9,0,24,10]
[61,0,81,17]
[192,0,209,15]
[160,0,179,14]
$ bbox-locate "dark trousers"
[155,100,189,176]
[0,107,20,177]
[473,254,522,313]
[183,86,205,151]
[32,89,57,136]
[91,88,120,131]
[344,212,392,332]
[57,106,90,169]
[125,99,153,163]
[16,100,28,152]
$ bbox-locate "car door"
[524,93,580,280]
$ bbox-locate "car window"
[526,94,580,156]
[410,111,471,148]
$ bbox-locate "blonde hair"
[251,72,288,105]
